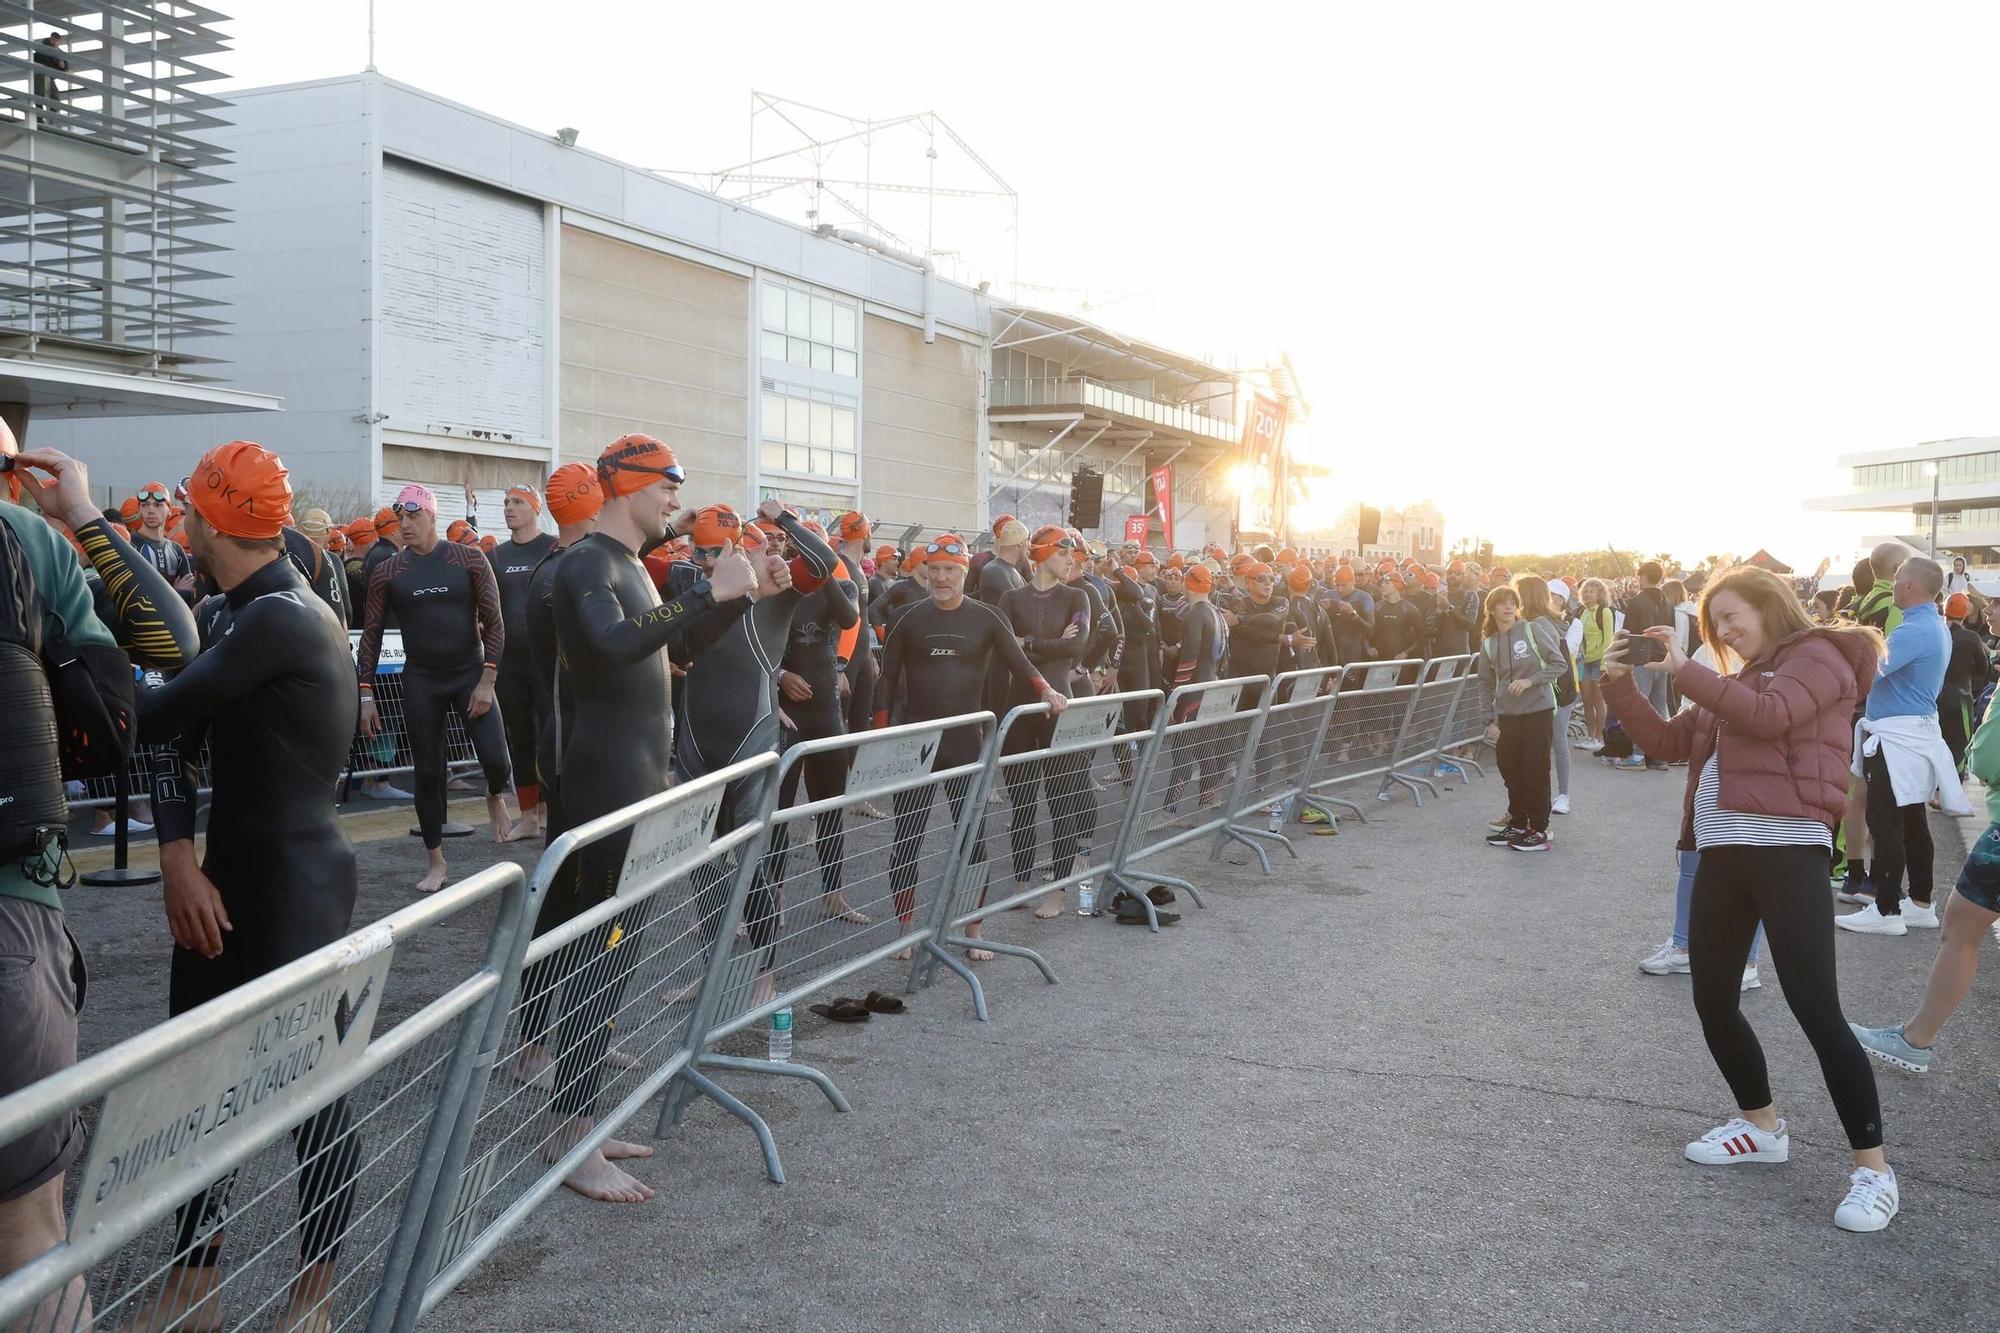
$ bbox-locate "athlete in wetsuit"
[832,513,878,739]
[870,550,932,646]
[128,479,196,600]
[1165,564,1230,810]
[489,484,557,839]
[524,464,602,841]
[1114,553,1163,761]
[767,517,867,924]
[876,533,1066,960]
[998,527,1096,922]
[357,483,512,894]
[542,434,755,1205]
[128,442,362,1332]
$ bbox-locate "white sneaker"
[1640,940,1691,975]
[1900,899,1940,929]
[1835,903,1908,936]
[1685,1116,1789,1165]
[1833,1167,1899,1232]
[365,783,414,801]
[1551,794,1572,815]
[1741,966,1762,992]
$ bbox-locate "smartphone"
[1617,631,1663,666]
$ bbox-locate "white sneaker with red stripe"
[1684,1116,1789,1165]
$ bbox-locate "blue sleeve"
[1877,620,1927,680]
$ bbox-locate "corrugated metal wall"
[380,159,546,442]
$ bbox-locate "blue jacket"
[1865,601,1948,722]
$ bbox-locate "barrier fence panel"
[1437,655,1491,779]
[408,755,776,1316]
[1101,674,1267,927]
[663,714,998,1144]
[1206,667,1344,871]
[0,861,526,1333]
[1380,655,1477,798]
[1303,659,1427,818]
[920,688,1164,1018]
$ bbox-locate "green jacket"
[1966,690,2000,822]
[1854,578,1903,636]
[0,499,116,910]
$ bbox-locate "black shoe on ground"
[1485,826,1522,846]
[1510,830,1551,852]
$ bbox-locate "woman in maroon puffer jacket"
[1603,564,1902,1233]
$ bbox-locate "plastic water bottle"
[1268,803,1285,833]
[1076,880,1097,916]
[767,1007,792,1063]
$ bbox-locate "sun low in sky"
[212,1,1998,570]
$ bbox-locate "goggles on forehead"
[136,487,170,504]
[601,456,686,485]
[175,478,192,502]
[925,539,966,556]
[390,501,432,516]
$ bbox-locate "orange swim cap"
[187,440,292,540]
[596,434,683,499]
[1184,565,1214,593]
[690,504,741,549]
[545,463,603,525]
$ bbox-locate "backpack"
[0,513,71,866]
[1483,621,1577,710]
[1600,717,1635,760]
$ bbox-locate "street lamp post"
[1924,461,1940,557]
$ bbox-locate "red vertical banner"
[1238,394,1285,539]
[1149,465,1174,549]
[1123,514,1150,542]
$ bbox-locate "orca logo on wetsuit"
[412,586,450,595]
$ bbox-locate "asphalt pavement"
[65,756,2000,1332]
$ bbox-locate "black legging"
[1689,844,1883,1150]
[495,663,541,807]
[1002,712,1098,884]
[890,768,984,925]
[762,742,849,899]
[403,664,511,848]
[1495,709,1553,832]
[1863,749,1933,915]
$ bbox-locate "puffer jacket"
[1602,627,1881,851]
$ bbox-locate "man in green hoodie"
[1848,688,2000,1075]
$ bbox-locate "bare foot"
[967,946,995,962]
[280,1263,337,1333]
[512,1042,552,1088]
[506,816,541,841]
[489,797,517,844]
[600,1136,655,1161]
[416,862,447,895]
[561,1149,655,1203]
[1033,892,1064,920]
[748,972,777,1009]
[822,893,871,924]
[124,1256,223,1332]
[892,946,914,962]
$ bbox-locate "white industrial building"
[1808,435,2000,566]
[42,71,1254,548]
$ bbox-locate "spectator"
[1944,555,1972,598]
[1616,560,1676,772]
[1837,557,1967,936]
[1476,583,1562,852]
[32,31,66,112]
[1571,577,1620,752]
[1601,564,1899,1232]
[1938,592,1988,774]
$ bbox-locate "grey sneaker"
[1849,1023,1932,1074]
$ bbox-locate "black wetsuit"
[75,519,199,670]
[998,580,1097,885]
[871,576,930,643]
[357,540,510,848]
[140,557,361,1268]
[877,595,1048,924]
[843,559,878,738]
[763,546,858,912]
[679,517,838,954]
[489,533,557,808]
[1167,599,1229,805]
[360,539,399,629]
[525,544,572,832]
[543,532,718,1119]
[130,531,193,596]
[1074,573,1120,692]
[1156,589,1187,691]
[1112,572,1163,774]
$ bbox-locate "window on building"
[761,383,859,486]
[760,281,859,377]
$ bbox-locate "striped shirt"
[1693,752,1831,850]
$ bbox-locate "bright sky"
[209,1,2000,568]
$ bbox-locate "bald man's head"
[1869,541,1911,583]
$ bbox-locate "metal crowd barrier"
[0,862,526,1333]
[1378,655,1477,797]
[1436,658,1491,780]
[1100,675,1266,928]
[410,756,775,1317]
[1209,666,1345,872]
[3,657,1498,1329]
[664,714,998,1137]
[1302,659,1428,819]
[916,689,1163,1017]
